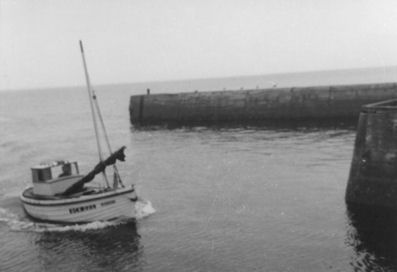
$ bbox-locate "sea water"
[0,68,397,271]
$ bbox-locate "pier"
[129,82,397,127]
[346,99,397,208]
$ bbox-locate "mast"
[92,90,124,187]
[79,40,110,187]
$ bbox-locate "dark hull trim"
[21,187,136,207]
[22,207,137,225]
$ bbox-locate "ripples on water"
[346,205,397,271]
[0,197,153,272]
[1,87,397,271]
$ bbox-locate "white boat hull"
[20,186,138,223]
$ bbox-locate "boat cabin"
[31,161,84,196]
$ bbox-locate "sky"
[1,0,397,90]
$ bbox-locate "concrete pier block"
[346,99,397,208]
[129,82,397,127]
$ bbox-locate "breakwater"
[346,99,397,208]
[129,82,397,127]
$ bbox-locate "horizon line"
[1,65,397,93]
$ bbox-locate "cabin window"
[58,164,72,177]
[37,169,52,182]
[54,163,79,177]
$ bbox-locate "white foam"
[7,217,130,233]
[26,220,120,233]
[0,199,155,233]
[135,199,156,219]
[0,208,38,232]
[0,207,19,222]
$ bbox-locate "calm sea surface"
[1,68,397,271]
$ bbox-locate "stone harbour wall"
[129,82,397,127]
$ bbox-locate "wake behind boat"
[20,41,139,223]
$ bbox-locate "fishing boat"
[20,41,138,223]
